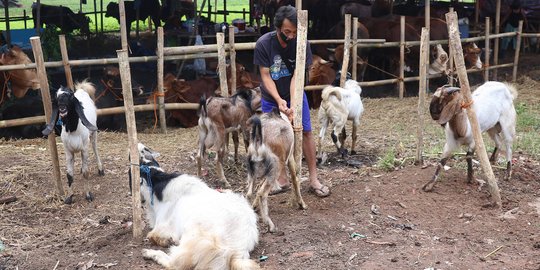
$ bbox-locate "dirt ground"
[1,54,540,270]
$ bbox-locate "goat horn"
[326,48,336,52]
[444,86,461,94]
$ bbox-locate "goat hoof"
[98,169,105,176]
[86,192,94,202]
[339,149,348,158]
[422,183,434,192]
[350,150,357,155]
[64,195,74,204]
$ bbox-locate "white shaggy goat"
[246,109,307,233]
[42,81,104,204]
[135,143,260,270]
[196,88,261,187]
[423,81,517,191]
[318,79,364,158]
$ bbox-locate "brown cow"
[307,55,336,109]
[148,74,219,128]
[216,62,260,96]
[0,46,39,105]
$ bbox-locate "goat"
[245,109,307,233]
[42,81,104,204]
[196,88,261,187]
[423,82,518,192]
[134,143,260,270]
[317,79,364,158]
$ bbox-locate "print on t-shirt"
[270,55,291,81]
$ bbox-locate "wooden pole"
[484,17,491,82]
[351,17,358,81]
[157,27,167,133]
[512,20,523,82]
[493,0,501,80]
[117,49,143,241]
[59,35,74,90]
[448,7,454,86]
[446,11,501,208]
[216,33,229,96]
[425,0,430,91]
[296,0,302,10]
[228,25,237,94]
[475,0,480,30]
[119,0,128,50]
[340,14,351,87]
[36,0,41,35]
[293,9,308,176]
[416,27,429,165]
[399,15,405,99]
[3,0,11,46]
[30,37,64,197]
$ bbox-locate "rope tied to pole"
[152,91,166,130]
[95,79,124,102]
[461,100,474,109]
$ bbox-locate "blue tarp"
[2,29,42,50]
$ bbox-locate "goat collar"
[139,165,154,206]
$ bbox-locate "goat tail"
[74,79,97,101]
[504,82,518,100]
[249,116,263,150]
[321,86,343,102]
[161,227,260,270]
[198,94,208,117]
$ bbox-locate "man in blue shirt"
[253,5,330,197]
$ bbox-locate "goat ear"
[437,93,462,125]
[74,100,98,132]
[42,104,59,136]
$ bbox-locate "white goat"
[318,79,364,158]
[42,81,104,204]
[246,109,307,233]
[423,81,517,191]
[135,143,260,270]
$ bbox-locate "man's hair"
[274,5,297,29]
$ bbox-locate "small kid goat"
[318,79,364,158]
[135,143,260,270]
[196,87,261,187]
[246,109,307,233]
[42,81,104,204]
[423,82,517,192]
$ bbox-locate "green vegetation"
[377,149,397,172]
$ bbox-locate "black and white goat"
[134,143,260,269]
[246,109,307,233]
[317,79,364,158]
[42,81,104,204]
[423,82,517,192]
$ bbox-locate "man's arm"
[260,66,291,115]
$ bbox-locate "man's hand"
[278,98,294,123]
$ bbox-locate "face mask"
[279,31,290,44]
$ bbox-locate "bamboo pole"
[216,33,229,96]
[228,25,237,94]
[59,35,74,90]
[484,17,491,82]
[446,11,501,208]
[296,0,302,10]
[399,15,405,99]
[340,14,351,87]
[351,17,358,81]
[157,27,167,133]
[512,20,523,82]
[117,49,143,241]
[448,7,454,86]
[493,0,501,80]
[416,28,429,165]
[30,37,64,198]
[119,0,128,50]
[293,10,308,177]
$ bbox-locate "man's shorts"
[260,92,312,132]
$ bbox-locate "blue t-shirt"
[253,31,313,101]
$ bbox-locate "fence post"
[228,25,237,94]
[30,37,64,198]
[446,11,501,208]
[512,20,523,82]
[351,17,358,81]
[216,33,229,96]
[293,9,308,177]
[493,0,501,80]
[399,16,405,99]
[59,35,74,90]
[448,7,454,86]
[484,17,491,82]
[117,49,143,241]
[157,27,167,133]
[416,28,429,165]
[340,14,351,87]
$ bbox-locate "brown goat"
[196,88,262,186]
[246,109,307,232]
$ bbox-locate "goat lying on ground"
[317,79,364,158]
[134,143,260,269]
[42,81,104,204]
[246,109,307,233]
[423,82,517,192]
[196,88,261,187]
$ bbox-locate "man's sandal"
[309,185,330,197]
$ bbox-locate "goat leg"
[423,158,448,192]
[216,147,231,187]
[288,158,307,210]
[489,147,499,164]
[466,150,475,183]
[256,179,277,233]
[351,123,358,155]
[331,131,347,157]
[64,151,75,204]
[505,160,512,181]
[81,150,94,202]
[232,131,240,162]
[91,132,105,176]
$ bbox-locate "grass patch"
[377,149,397,172]
[514,102,540,158]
